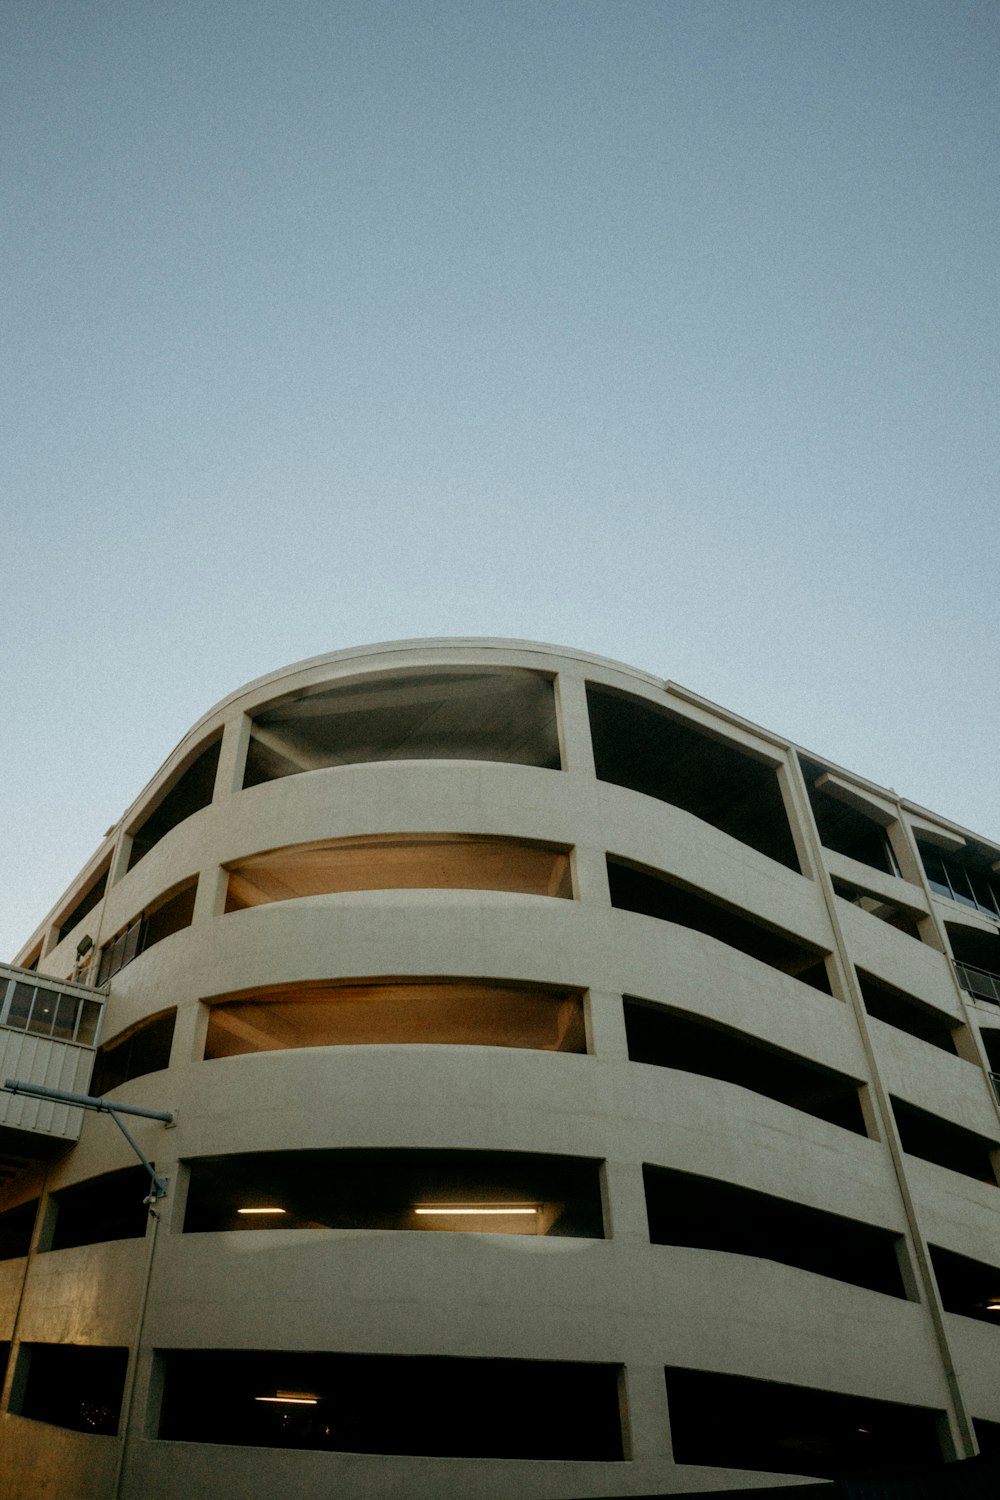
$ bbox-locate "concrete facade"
[1,638,1000,1499]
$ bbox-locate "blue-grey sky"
[2,1,997,959]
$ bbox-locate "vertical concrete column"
[556,670,610,909]
[621,1361,673,1460]
[108,829,135,891]
[782,750,976,1461]
[586,987,629,1061]
[154,1153,189,1234]
[171,991,210,1067]
[573,845,611,908]
[886,819,929,890]
[775,761,824,884]
[553,672,596,777]
[602,1158,649,1244]
[215,712,251,800]
[192,865,228,926]
[122,1345,161,1451]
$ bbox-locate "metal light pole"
[1,1077,177,1500]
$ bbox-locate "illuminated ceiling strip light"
[413,1206,538,1216]
[238,1207,287,1215]
[255,1394,318,1405]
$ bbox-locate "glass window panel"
[122,919,143,967]
[920,849,951,899]
[108,931,128,980]
[948,865,978,910]
[6,983,35,1030]
[26,990,57,1037]
[97,945,115,985]
[51,993,79,1040]
[970,874,1000,920]
[75,999,102,1046]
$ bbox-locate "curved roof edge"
[103,638,667,846]
[183,636,668,739]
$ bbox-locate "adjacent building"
[1,638,1000,1500]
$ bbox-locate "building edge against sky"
[1,638,1000,1499]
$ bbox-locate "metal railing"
[954,960,1000,1007]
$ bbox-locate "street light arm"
[2,1078,174,1123]
[2,1078,174,1200]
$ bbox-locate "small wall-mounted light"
[985,1299,1000,1313]
[255,1391,318,1405]
[237,1207,286,1216]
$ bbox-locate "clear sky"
[2,0,997,959]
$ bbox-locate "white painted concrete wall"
[2,639,999,1500]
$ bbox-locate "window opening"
[644,1166,906,1297]
[56,862,110,945]
[891,1098,997,1185]
[183,1149,604,1238]
[0,1199,38,1260]
[625,999,867,1133]
[920,846,1000,920]
[243,669,561,787]
[91,1009,176,1096]
[127,736,221,871]
[948,923,1000,1006]
[225,835,572,911]
[832,879,924,941]
[45,1166,152,1252]
[587,685,800,870]
[974,1420,1000,1456]
[204,979,586,1059]
[856,971,960,1055]
[97,881,197,985]
[800,758,900,877]
[608,857,831,992]
[13,1344,128,1435]
[930,1244,1000,1324]
[980,1031,1000,1101]
[158,1350,623,1458]
[664,1368,944,1478]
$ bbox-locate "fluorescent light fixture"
[986,1300,1000,1312]
[255,1391,318,1405]
[413,1205,537,1216]
[238,1207,286,1216]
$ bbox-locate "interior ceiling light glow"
[254,1391,318,1405]
[985,1300,1000,1312]
[413,1205,538,1216]
[238,1207,287,1215]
